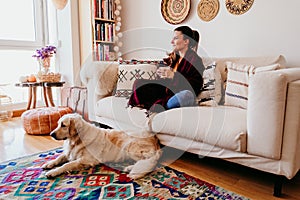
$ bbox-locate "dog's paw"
[123,165,134,172]
[128,172,146,180]
[41,163,55,169]
[45,169,61,178]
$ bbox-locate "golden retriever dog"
[42,113,162,179]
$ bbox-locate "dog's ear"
[69,113,83,136]
[69,119,77,136]
[73,113,83,125]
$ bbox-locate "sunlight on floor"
[0,117,63,162]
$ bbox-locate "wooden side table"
[15,82,65,110]
[43,82,65,107]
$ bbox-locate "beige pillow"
[197,62,222,106]
[115,63,157,98]
[225,62,280,109]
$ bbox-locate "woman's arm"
[175,52,204,95]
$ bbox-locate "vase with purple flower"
[33,45,56,75]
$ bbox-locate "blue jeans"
[167,90,195,109]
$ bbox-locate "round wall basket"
[225,0,254,15]
[161,0,191,24]
[197,0,220,22]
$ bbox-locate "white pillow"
[197,62,222,106]
[115,63,157,98]
[225,62,280,109]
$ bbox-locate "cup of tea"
[157,66,170,78]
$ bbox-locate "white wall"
[120,0,300,67]
[78,0,93,65]
[56,0,81,86]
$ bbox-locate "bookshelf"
[92,0,120,61]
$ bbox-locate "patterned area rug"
[0,148,249,199]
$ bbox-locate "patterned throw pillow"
[197,62,222,106]
[225,62,280,109]
[115,61,160,98]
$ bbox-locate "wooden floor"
[0,118,299,200]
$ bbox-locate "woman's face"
[171,31,189,52]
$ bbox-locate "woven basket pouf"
[21,107,72,135]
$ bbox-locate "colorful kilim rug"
[0,148,249,199]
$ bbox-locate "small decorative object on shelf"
[32,45,57,75]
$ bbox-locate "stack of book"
[95,22,115,42]
[94,44,116,61]
[93,0,115,20]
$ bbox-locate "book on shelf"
[94,0,115,20]
[98,0,102,19]
[95,22,115,42]
[94,43,115,61]
[93,0,97,18]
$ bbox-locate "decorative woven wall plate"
[161,0,191,24]
[197,0,220,22]
[225,0,254,15]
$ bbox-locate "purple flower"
[32,45,57,60]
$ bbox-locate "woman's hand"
[156,67,175,79]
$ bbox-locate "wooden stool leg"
[27,87,33,110]
[46,87,55,107]
[42,86,49,107]
[32,86,37,109]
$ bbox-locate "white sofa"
[80,56,300,196]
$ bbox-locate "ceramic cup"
[157,66,170,78]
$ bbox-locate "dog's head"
[50,113,82,140]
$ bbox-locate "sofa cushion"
[225,63,281,109]
[197,62,222,106]
[95,96,150,130]
[247,68,300,159]
[151,106,247,152]
[224,62,254,109]
[115,63,158,98]
[202,55,286,106]
[203,55,286,84]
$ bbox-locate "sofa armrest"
[280,79,300,178]
[80,60,119,121]
[247,68,300,159]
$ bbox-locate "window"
[0,0,45,48]
[0,0,54,108]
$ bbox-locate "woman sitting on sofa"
[128,26,205,113]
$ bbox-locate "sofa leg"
[273,175,284,197]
